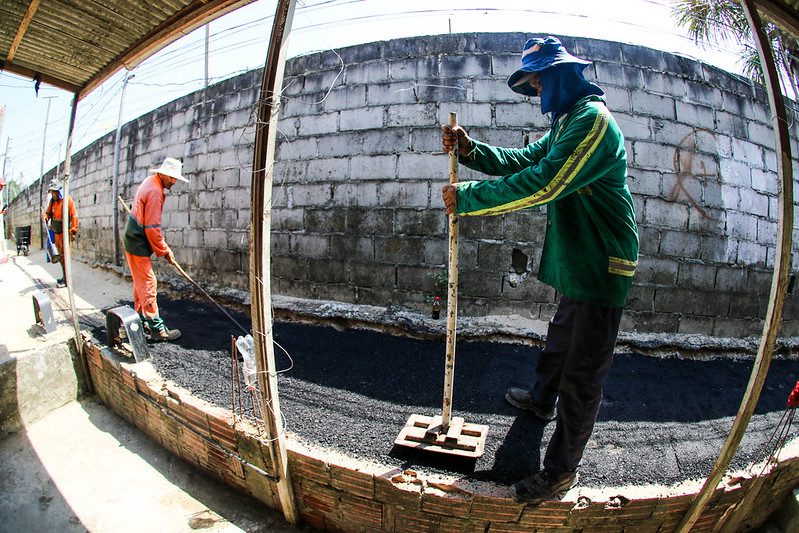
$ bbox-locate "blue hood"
[539,62,604,118]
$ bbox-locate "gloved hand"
[441,124,472,158]
[442,184,458,215]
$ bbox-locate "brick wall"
[83,336,799,531]
[7,33,799,336]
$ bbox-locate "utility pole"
[38,96,56,249]
[204,23,210,90]
[112,70,133,266]
[1,138,8,180]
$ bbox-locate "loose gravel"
[93,295,799,490]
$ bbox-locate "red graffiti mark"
[671,129,718,221]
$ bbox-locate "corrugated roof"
[0,0,256,99]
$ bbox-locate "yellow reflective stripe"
[465,110,609,216]
[608,256,637,277]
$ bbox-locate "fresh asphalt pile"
[93,295,799,489]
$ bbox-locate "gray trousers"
[532,295,623,473]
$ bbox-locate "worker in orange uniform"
[42,181,78,287]
[0,176,6,214]
[123,157,188,342]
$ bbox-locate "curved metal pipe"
[677,1,794,529]
[248,0,298,525]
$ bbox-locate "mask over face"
[539,63,604,118]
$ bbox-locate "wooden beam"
[754,0,799,37]
[6,0,42,61]
[78,0,256,100]
[249,0,299,525]
[0,59,81,94]
[676,1,794,530]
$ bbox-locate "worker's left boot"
[56,264,67,287]
[145,316,181,342]
[514,469,578,505]
[505,387,556,420]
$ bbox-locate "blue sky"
[0,0,745,189]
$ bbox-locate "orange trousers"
[53,232,65,261]
[53,232,71,283]
[125,252,159,319]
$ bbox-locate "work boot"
[145,316,181,342]
[56,277,66,287]
[504,387,556,420]
[514,469,578,505]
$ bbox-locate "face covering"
[539,63,604,118]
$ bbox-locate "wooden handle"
[117,195,131,215]
[442,112,459,430]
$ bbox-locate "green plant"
[425,269,448,303]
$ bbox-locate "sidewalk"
[0,243,302,533]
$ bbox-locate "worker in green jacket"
[442,36,638,505]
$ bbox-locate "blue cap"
[507,36,591,96]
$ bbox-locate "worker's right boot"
[145,316,181,342]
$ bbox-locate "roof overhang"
[0,0,257,100]
[0,1,797,102]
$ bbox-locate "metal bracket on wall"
[106,305,149,362]
[32,291,56,333]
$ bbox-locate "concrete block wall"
[83,336,799,531]
[271,32,799,336]
[7,33,799,336]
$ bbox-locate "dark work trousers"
[531,295,623,473]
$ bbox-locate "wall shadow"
[0,356,87,532]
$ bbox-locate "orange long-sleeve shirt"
[123,175,169,257]
[45,195,78,235]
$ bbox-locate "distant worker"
[42,181,78,287]
[441,36,638,504]
[123,157,188,342]
[0,176,6,214]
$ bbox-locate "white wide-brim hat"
[149,157,188,183]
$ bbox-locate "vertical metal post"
[39,96,55,249]
[441,112,459,430]
[62,94,83,355]
[112,71,133,266]
[250,0,298,525]
[1,137,8,256]
[676,1,794,530]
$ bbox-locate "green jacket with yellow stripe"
[456,94,638,308]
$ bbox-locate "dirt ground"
[88,293,799,491]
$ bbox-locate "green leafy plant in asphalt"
[426,269,449,303]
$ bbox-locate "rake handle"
[441,112,459,430]
[117,195,248,335]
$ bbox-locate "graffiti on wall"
[670,128,718,220]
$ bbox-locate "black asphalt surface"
[93,295,799,489]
